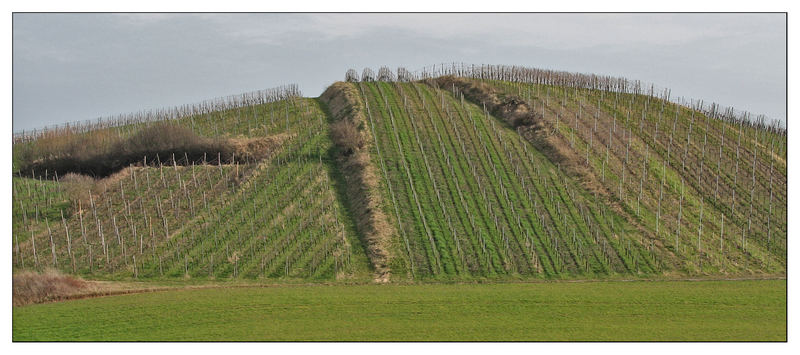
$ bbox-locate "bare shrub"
[60,173,95,207]
[345,69,359,82]
[18,123,238,178]
[330,120,363,155]
[21,127,119,164]
[13,269,88,306]
[120,123,225,157]
[500,98,543,128]
[228,133,292,162]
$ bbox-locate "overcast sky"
[12,13,786,132]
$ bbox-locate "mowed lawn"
[13,279,785,341]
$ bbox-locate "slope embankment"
[320,82,395,282]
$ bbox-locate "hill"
[13,89,370,281]
[11,65,787,283]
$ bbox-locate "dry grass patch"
[321,82,394,282]
[330,120,364,155]
[13,269,89,306]
[13,269,171,307]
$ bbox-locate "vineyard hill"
[12,65,787,282]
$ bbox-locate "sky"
[12,13,787,132]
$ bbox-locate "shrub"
[12,269,87,306]
[60,172,95,208]
[17,123,237,178]
[330,120,363,155]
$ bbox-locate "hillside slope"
[344,80,664,280]
[12,66,787,282]
[465,76,786,274]
[13,93,371,281]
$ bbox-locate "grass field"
[12,279,785,341]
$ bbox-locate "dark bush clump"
[17,123,237,178]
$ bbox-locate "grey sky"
[12,13,786,132]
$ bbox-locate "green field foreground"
[13,279,785,341]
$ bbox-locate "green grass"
[149,98,371,281]
[358,81,651,279]
[12,177,71,242]
[486,80,786,274]
[12,279,785,341]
